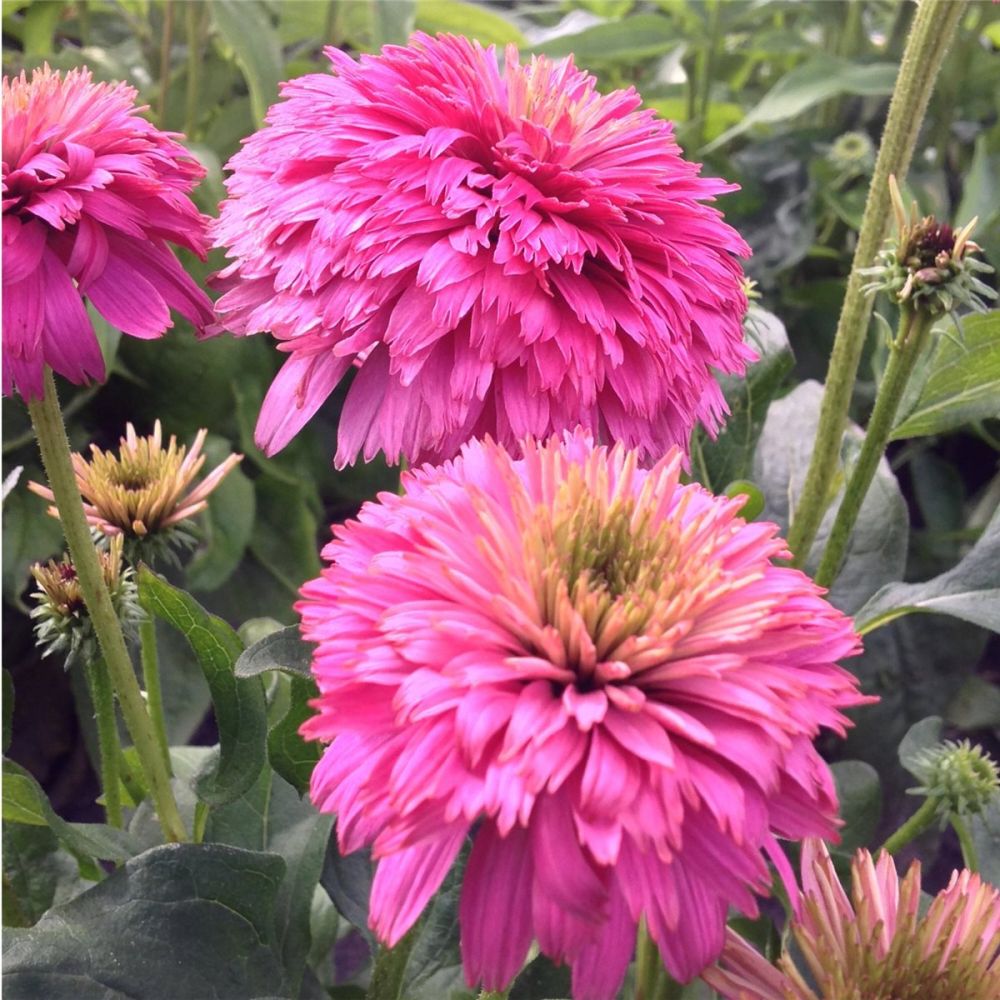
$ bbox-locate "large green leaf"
[416,0,526,45]
[2,823,86,929]
[891,312,1000,440]
[855,506,1000,635]
[206,770,333,995]
[699,305,794,490]
[752,380,909,614]
[138,568,268,805]
[209,0,282,126]
[707,55,898,149]
[2,844,289,999]
[526,12,681,62]
[2,759,138,868]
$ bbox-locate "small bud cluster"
[908,738,1000,822]
[30,536,144,669]
[861,175,996,316]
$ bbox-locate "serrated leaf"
[855,506,1000,635]
[209,0,282,126]
[706,55,898,150]
[138,568,268,805]
[891,312,1000,440]
[236,624,314,680]
[2,759,138,866]
[2,844,289,999]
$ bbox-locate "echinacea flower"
[704,838,1000,1000]
[30,534,142,667]
[906,738,1000,823]
[29,420,242,562]
[298,432,866,998]
[2,66,214,400]
[212,33,751,467]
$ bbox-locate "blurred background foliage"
[2,0,998,909]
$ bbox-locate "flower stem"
[785,0,968,565]
[84,657,122,829]
[27,369,187,843]
[951,815,979,873]
[478,991,510,1000]
[813,306,934,588]
[635,920,678,1000]
[139,618,172,776]
[366,925,418,1000]
[882,796,939,856]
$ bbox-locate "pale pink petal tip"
[2,66,213,400]
[298,432,868,998]
[213,32,754,465]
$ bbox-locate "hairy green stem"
[27,369,187,843]
[635,920,680,1000]
[140,617,172,776]
[951,815,979,873]
[84,657,123,829]
[366,925,418,1000]
[814,307,934,588]
[882,796,939,856]
[786,0,968,564]
[184,1,204,139]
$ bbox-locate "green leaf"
[138,568,268,805]
[2,477,65,608]
[185,435,256,593]
[3,823,85,929]
[831,760,882,853]
[320,830,373,941]
[891,312,1000,440]
[236,624,314,680]
[2,844,289,999]
[898,716,944,775]
[706,55,898,150]
[526,13,682,62]
[752,380,909,614]
[854,507,1000,635]
[416,0,526,46]
[370,0,416,48]
[699,305,794,490]
[209,0,282,126]
[268,675,322,793]
[946,675,1000,731]
[2,759,138,866]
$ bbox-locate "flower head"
[30,535,142,667]
[861,175,996,315]
[705,838,1000,1000]
[907,738,1000,823]
[299,432,866,998]
[213,33,751,467]
[2,66,214,400]
[29,420,242,563]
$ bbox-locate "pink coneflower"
[704,838,1000,1000]
[2,66,213,400]
[298,432,866,998]
[213,33,751,467]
